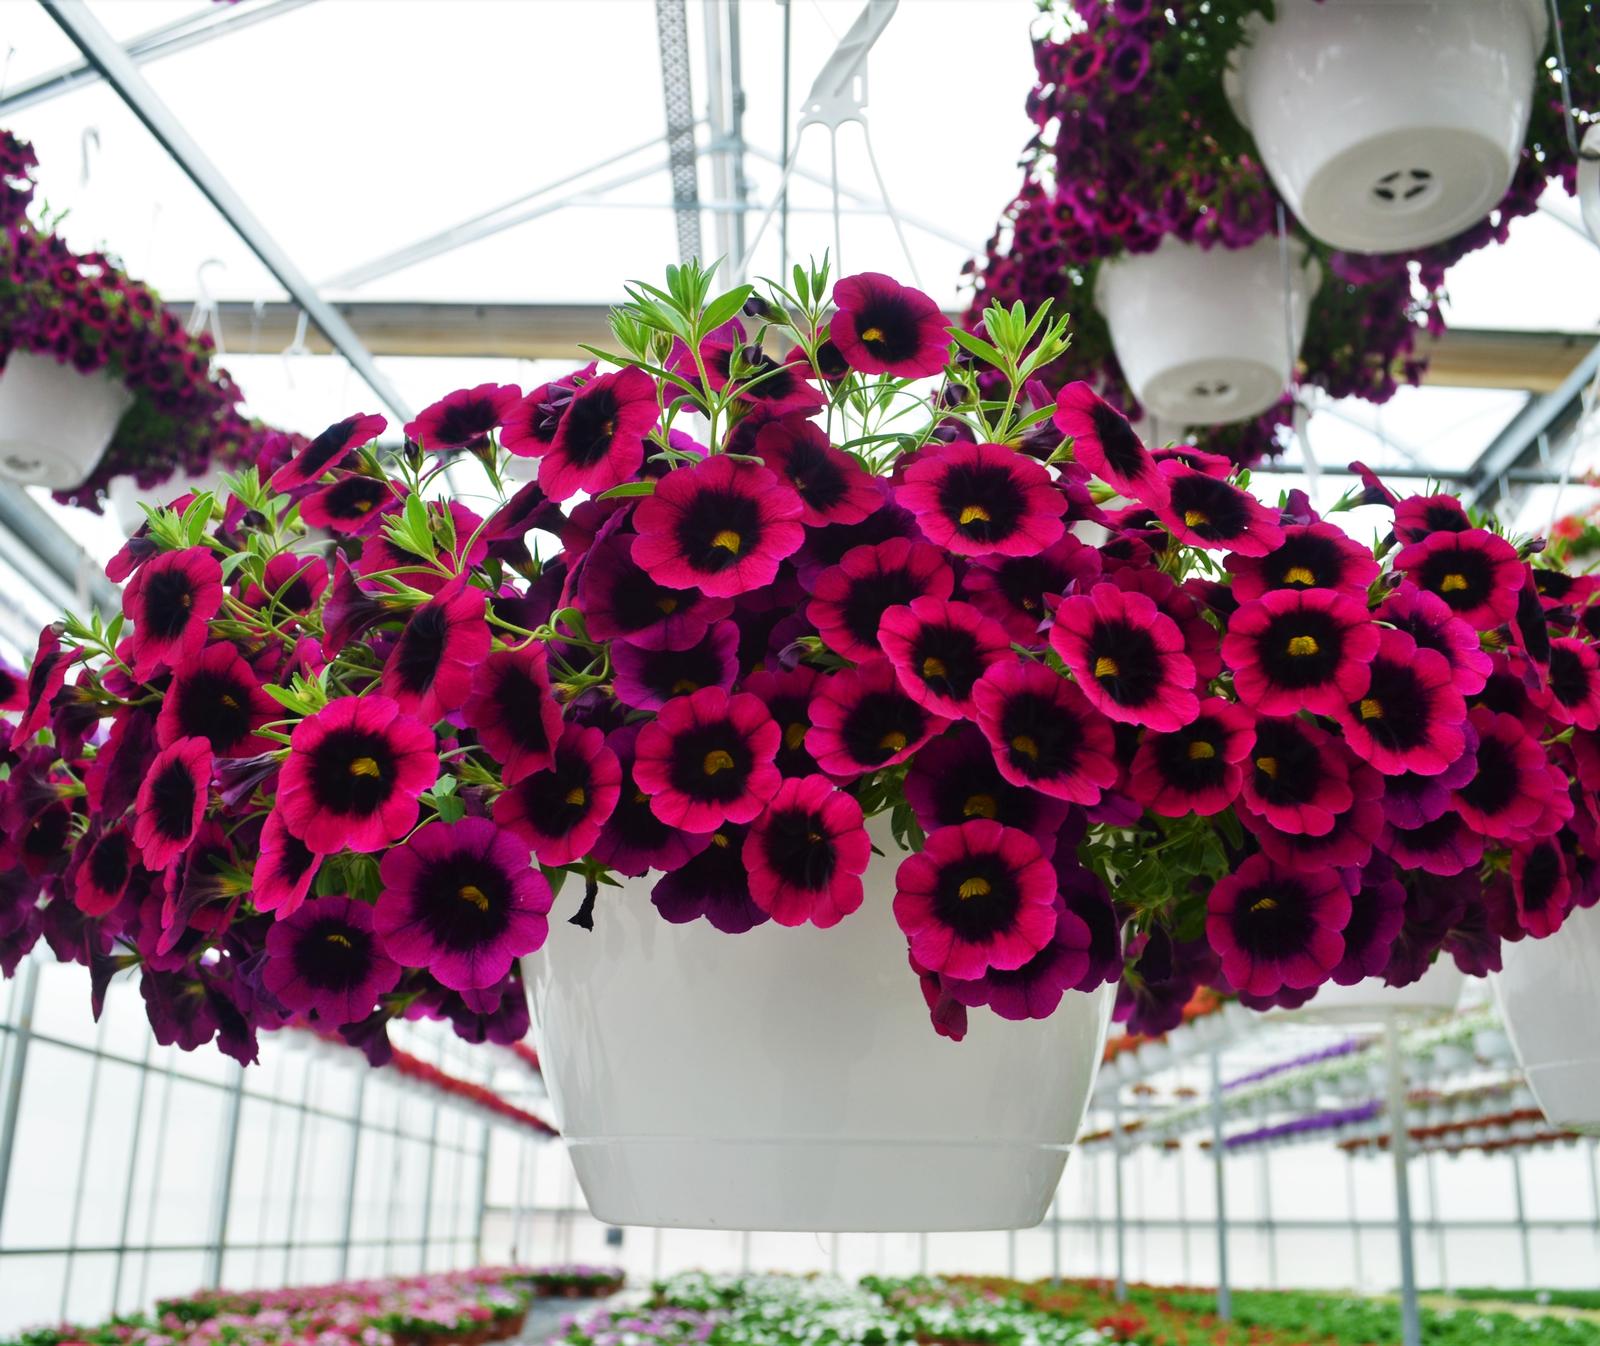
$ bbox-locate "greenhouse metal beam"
[0,0,315,115]
[165,300,1592,392]
[41,0,412,424]
[1462,334,1600,508]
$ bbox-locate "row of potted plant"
[0,130,294,509]
[507,1266,623,1299]
[7,1270,542,1346]
[967,1,1600,456]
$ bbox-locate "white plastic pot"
[1287,958,1464,1025]
[0,350,134,490]
[1493,902,1600,1136]
[1094,234,1319,426]
[1580,124,1600,248]
[1224,0,1547,254]
[524,818,1115,1231]
[108,462,230,537]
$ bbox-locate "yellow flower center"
[601,417,616,438]
[1010,734,1040,760]
[807,831,824,844]
[958,504,992,526]
[921,655,949,680]
[702,748,737,775]
[1282,566,1317,586]
[861,326,886,345]
[353,498,374,514]
[711,529,742,553]
[1255,755,1279,779]
[671,678,701,695]
[711,831,730,849]
[1250,896,1278,913]
[1359,698,1384,721]
[784,722,807,751]
[458,884,490,912]
[1286,635,1320,657]
[325,932,353,949]
[348,756,381,778]
[878,730,909,753]
[1183,510,1209,529]
[655,595,678,615]
[564,786,587,807]
[1187,740,1216,761]
[180,591,193,608]
[1094,656,1120,680]
[1440,573,1469,593]
[219,693,240,709]
[963,794,999,819]
[958,876,993,900]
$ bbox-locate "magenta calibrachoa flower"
[375,818,554,990]
[276,696,440,854]
[7,255,1599,1059]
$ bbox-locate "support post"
[337,1069,367,1280]
[110,1038,154,1314]
[1260,1151,1277,1288]
[1050,1187,1062,1285]
[1209,1050,1231,1322]
[419,1102,441,1270]
[0,960,39,1243]
[1176,1140,1191,1286]
[1384,1017,1421,1346]
[1112,1093,1127,1301]
[1510,1150,1534,1289]
[1425,1152,1446,1292]
[205,1068,245,1289]
[1007,1227,1017,1280]
[1346,1150,1365,1291]
[472,1120,491,1268]
[1589,1138,1600,1232]
[919,1231,929,1276]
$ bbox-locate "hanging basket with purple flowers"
[4,257,1600,1226]
[967,0,1599,463]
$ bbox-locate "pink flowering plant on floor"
[4,255,1600,1059]
[967,1,1600,466]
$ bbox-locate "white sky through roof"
[1,0,1597,566]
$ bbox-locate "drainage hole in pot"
[1190,379,1233,401]
[3,453,42,475]
[1371,168,1434,206]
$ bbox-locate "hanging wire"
[1547,0,1600,162]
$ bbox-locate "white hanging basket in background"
[1094,233,1319,427]
[1224,0,1547,254]
[1493,902,1600,1137]
[1285,957,1465,1026]
[108,461,230,537]
[1579,123,1600,248]
[0,350,134,490]
[525,818,1115,1232]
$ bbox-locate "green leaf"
[597,480,657,499]
[700,284,754,336]
[947,327,1007,369]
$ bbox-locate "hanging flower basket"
[1093,234,1319,427]
[1494,902,1600,1136]
[527,816,1113,1232]
[0,349,133,489]
[1224,0,1548,253]
[108,460,232,536]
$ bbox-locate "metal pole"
[137,1058,180,1308]
[1112,1093,1127,1301]
[472,1121,491,1267]
[281,1057,316,1284]
[723,0,748,271]
[1007,1227,1017,1280]
[420,1102,441,1271]
[652,1227,663,1282]
[1384,1017,1421,1346]
[509,1132,526,1263]
[1426,1152,1446,1292]
[829,1232,840,1275]
[1589,1138,1600,1232]
[41,0,413,423]
[0,960,39,1244]
[336,1069,367,1280]
[1176,1142,1191,1286]
[1510,1150,1534,1289]
[1051,1188,1062,1285]
[1260,1151,1277,1288]
[741,1230,752,1274]
[778,0,792,276]
[1346,1151,1365,1291]
[1210,1050,1231,1322]
[206,1069,245,1289]
[61,1037,107,1320]
[110,1037,154,1314]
